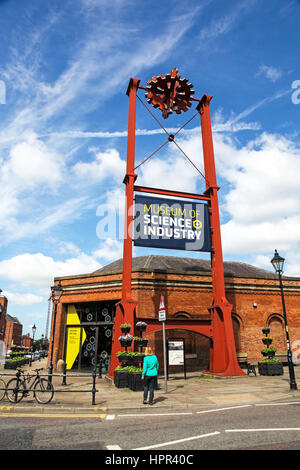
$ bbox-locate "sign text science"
[134,195,211,252]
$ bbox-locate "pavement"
[0,357,300,415]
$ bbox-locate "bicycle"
[6,368,54,404]
[0,377,6,401]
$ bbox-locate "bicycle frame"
[11,368,45,396]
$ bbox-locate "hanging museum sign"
[134,195,211,252]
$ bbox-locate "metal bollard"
[92,368,96,405]
[62,362,67,385]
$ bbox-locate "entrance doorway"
[63,301,116,373]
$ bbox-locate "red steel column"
[197,95,245,376]
[108,78,140,378]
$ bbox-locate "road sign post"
[159,295,167,393]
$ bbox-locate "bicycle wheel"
[6,378,26,403]
[0,378,6,401]
[34,379,54,404]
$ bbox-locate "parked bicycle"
[6,368,54,404]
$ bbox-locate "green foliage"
[261,347,277,354]
[259,358,280,363]
[116,350,144,357]
[114,365,142,373]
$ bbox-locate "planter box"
[117,355,133,363]
[119,340,132,348]
[134,340,148,348]
[114,370,129,388]
[129,372,144,391]
[258,362,284,376]
[132,355,144,363]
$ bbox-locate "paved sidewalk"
[1,358,299,414]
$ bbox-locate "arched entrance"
[147,328,210,373]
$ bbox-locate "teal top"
[142,354,159,377]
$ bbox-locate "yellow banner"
[66,305,86,370]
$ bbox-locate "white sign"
[168,340,184,365]
[159,309,166,321]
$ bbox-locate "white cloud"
[210,132,300,267]
[3,291,44,306]
[73,148,126,184]
[198,0,257,42]
[255,64,282,82]
[93,238,123,261]
[0,252,101,289]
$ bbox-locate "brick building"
[48,255,300,375]
[4,314,23,349]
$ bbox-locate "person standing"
[142,346,159,405]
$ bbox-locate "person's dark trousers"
[143,376,156,403]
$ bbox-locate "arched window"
[267,314,285,351]
[231,314,242,353]
[173,311,192,319]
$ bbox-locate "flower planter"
[117,354,132,363]
[120,326,131,334]
[114,370,129,388]
[119,339,133,348]
[258,362,283,376]
[129,372,144,391]
[134,339,148,348]
[135,322,147,333]
[132,354,145,363]
[262,339,272,346]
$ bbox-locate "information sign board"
[134,195,211,252]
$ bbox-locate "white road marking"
[106,414,115,420]
[106,445,122,450]
[118,412,193,417]
[133,431,220,450]
[196,405,251,414]
[226,428,300,433]
[255,402,300,406]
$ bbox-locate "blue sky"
[0,0,300,338]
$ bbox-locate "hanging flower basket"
[118,334,133,347]
[135,321,147,332]
[133,336,148,347]
[120,323,131,334]
[262,336,273,345]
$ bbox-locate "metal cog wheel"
[145,68,194,119]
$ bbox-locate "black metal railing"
[0,368,99,405]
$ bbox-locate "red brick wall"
[48,271,300,369]
[4,321,23,349]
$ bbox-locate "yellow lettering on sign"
[66,305,86,370]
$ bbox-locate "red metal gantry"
[107,69,245,378]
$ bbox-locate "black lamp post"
[271,250,297,390]
[48,280,63,384]
[30,324,37,366]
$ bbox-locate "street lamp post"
[30,323,37,366]
[48,280,63,384]
[271,250,297,390]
